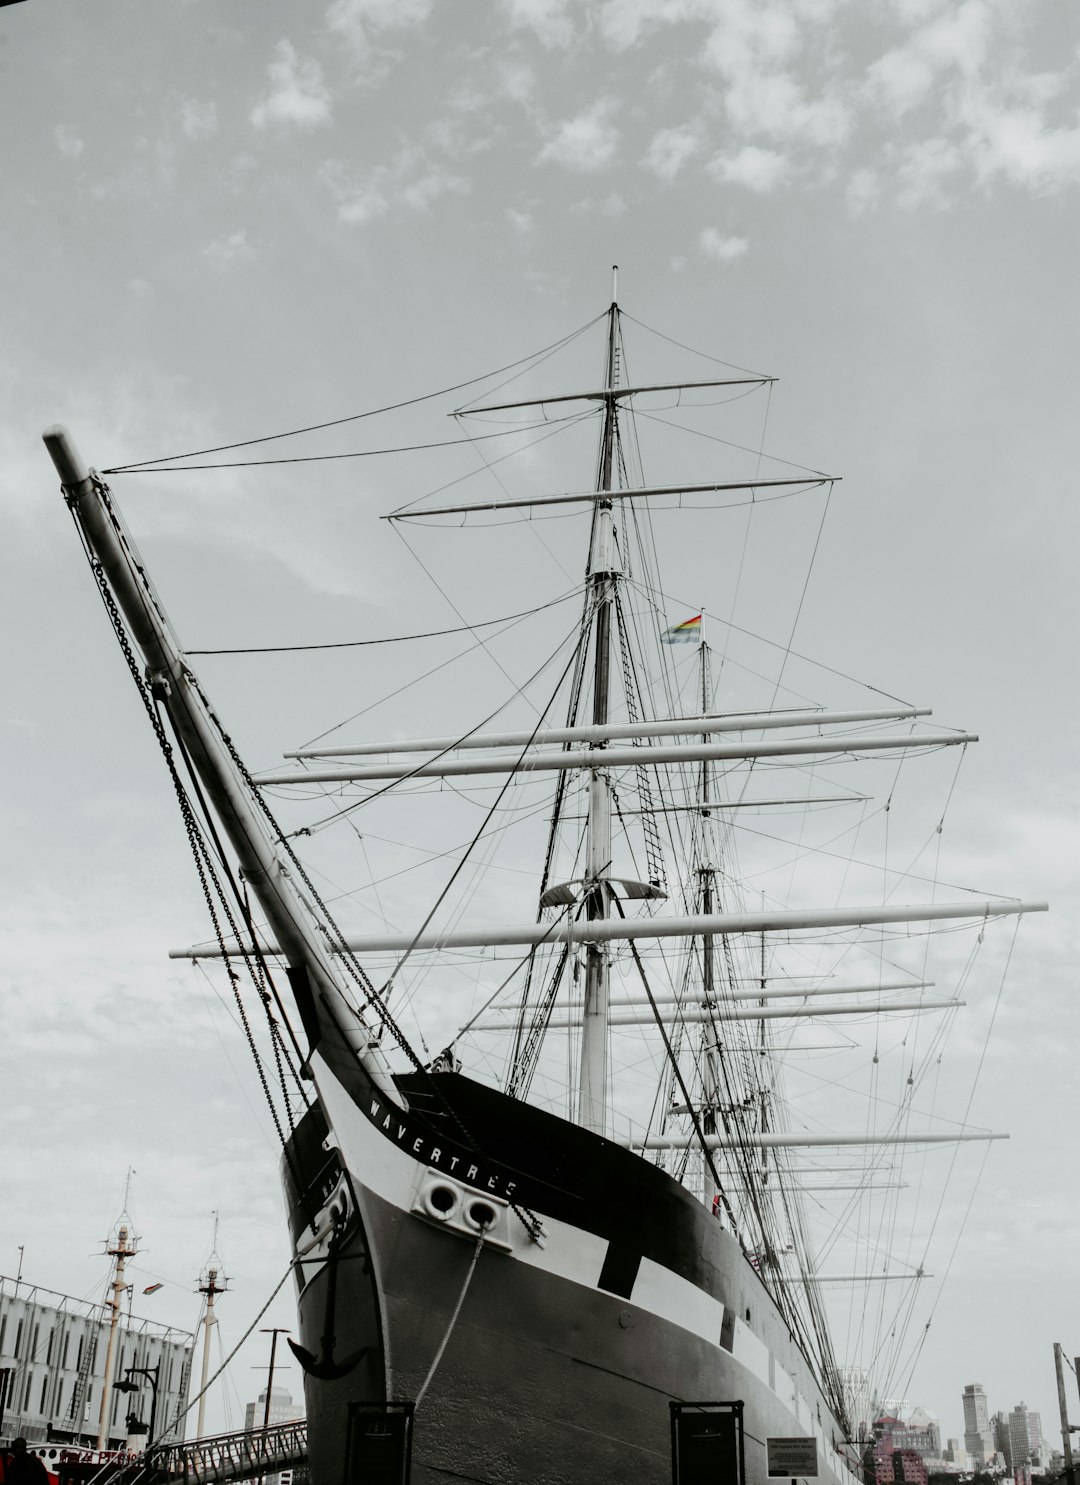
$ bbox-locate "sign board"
[767,1437,818,1477]
[671,1401,745,1485]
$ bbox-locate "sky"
[1,0,1079,1450]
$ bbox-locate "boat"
[43,276,1046,1485]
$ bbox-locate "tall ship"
[44,278,1046,1485]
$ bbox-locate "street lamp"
[113,1364,161,1451]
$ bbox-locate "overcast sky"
[1,0,1078,1448]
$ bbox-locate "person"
[5,1440,49,1485]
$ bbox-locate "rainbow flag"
[662,613,702,644]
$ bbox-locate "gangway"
[56,1422,308,1485]
[152,1421,308,1484]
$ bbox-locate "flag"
[142,1282,164,1295]
[662,613,702,644]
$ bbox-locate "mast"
[578,272,620,1135]
[195,1265,225,1439]
[697,640,720,1143]
[96,1223,136,1449]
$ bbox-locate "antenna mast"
[95,1221,138,1448]
[195,1215,228,1439]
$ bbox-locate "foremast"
[579,277,620,1136]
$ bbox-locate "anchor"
[289,1224,366,1380]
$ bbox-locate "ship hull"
[282,1030,861,1485]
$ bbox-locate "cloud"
[846,167,879,215]
[179,98,218,141]
[699,229,749,261]
[507,206,534,234]
[499,0,577,49]
[895,136,963,207]
[538,100,619,171]
[866,0,991,119]
[251,40,332,130]
[202,231,255,269]
[642,124,703,181]
[321,149,469,224]
[55,125,84,160]
[327,0,433,59]
[709,144,788,191]
[965,103,1080,193]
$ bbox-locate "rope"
[103,315,606,472]
[186,588,581,655]
[414,1232,486,1408]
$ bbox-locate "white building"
[0,1274,193,1448]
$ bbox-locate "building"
[243,1386,303,1433]
[0,1274,193,1448]
[838,1367,874,1443]
[1006,1404,1043,1470]
[942,1438,969,1469]
[963,1383,994,1464]
[244,1387,304,1485]
[891,1407,941,1461]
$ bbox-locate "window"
[40,1372,49,1414]
[47,1329,55,1365]
[14,1320,24,1358]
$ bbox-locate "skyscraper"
[1006,1404,1043,1469]
[963,1384,993,1464]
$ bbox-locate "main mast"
[578,271,620,1135]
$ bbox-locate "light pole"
[259,1329,291,1434]
[113,1364,161,1452]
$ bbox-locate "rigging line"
[104,314,607,472]
[454,311,607,414]
[455,934,571,1041]
[100,422,582,474]
[768,481,834,711]
[389,405,601,512]
[634,403,828,478]
[618,311,773,380]
[186,586,582,656]
[295,587,582,750]
[626,574,915,706]
[375,634,589,995]
[189,963,285,1157]
[162,696,308,1086]
[288,608,590,836]
[392,523,546,719]
[912,917,1022,1284]
[452,395,577,586]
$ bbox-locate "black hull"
[282,1033,859,1485]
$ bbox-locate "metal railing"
[59,1423,309,1485]
[152,1421,308,1485]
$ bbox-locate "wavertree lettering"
[368,1098,518,1199]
